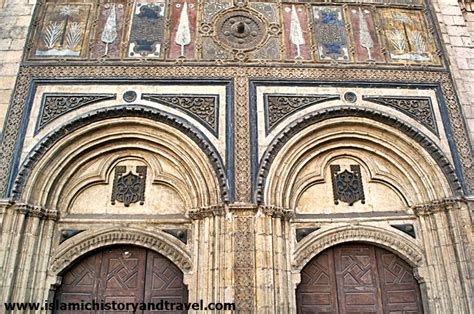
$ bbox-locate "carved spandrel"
[37,93,116,132]
[363,96,437,134]
[265,94,340,133]
[142,94,218,134]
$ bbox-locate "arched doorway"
[54,245,188,313]
[296,243,423,313]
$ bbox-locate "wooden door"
[296,243,423,314]
[54,245,188,313]
[296,250,338,313]
[98,246,147,311]
[144,253,188,314]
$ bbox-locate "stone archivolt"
[50,226,193,274]
[15,115,223,215]
[261,115,454,211]
[292,224,425,271]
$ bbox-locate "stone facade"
[0,0,473,313]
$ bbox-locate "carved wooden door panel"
[98,246,147,312]
[144,251,188,313]
[334,244,383,313]
[54,246,188,314]
[375,248,423,314]
[296,243,423,314]
[296,250,338,313]
[54,251,102,313]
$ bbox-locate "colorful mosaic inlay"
[27,1,441,66]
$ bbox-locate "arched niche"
[258,110,458,212]
[13,107,227,215]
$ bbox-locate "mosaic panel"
[381,8,440,64]
[128,0,166,58]
[34,3,91,58]
[201,0,232,23]
[93,0,126,59]
[201,37,232,60]
[250,37,281,61]
[312,6,350,61]
[282,4,312,61]
[250,2,279,23]
[168,0,197,59]
[25,1,443,67]
[348,6,384,63]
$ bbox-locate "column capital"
[413,198,466,217]
[188,204,225,220]
[259,205,295,220]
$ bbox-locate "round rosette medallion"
[214,9,267,52]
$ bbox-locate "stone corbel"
[188,204,225,220]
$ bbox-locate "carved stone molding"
[363,96,437,134]
[412,198,467,217]
[293,225,425,271]
[142,94,218,134]
[460,0,474,12]
[256,106,461,204]
[50,227,192,274]
[259,205,294,220]
[11,202,58,220]
[234,75,251,202]
[265,95,340,132]
[228,203,257,215]
[37,93,116,132]
[233,215,255,312]
[11,105,229,203]
[188,205,225,220]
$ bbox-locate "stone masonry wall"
[0,0,35,136]
[431,0,474,149]
[465,11,474,41]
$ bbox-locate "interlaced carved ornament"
[111,166,147,207]
[363,96,437,134]
[330,164,366,206]
[265,94,340,132]
[38,93,116,132]
[142,94,218,134]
